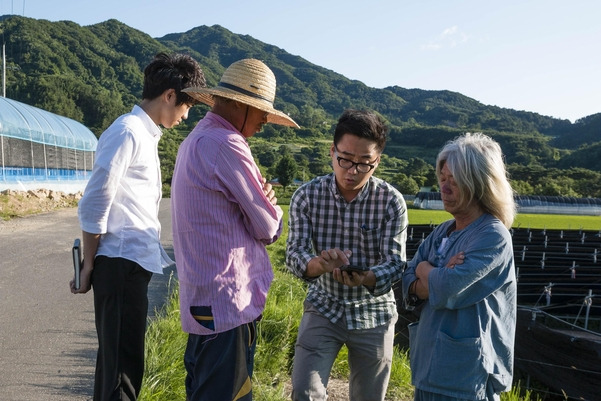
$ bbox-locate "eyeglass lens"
[337,157,373,173]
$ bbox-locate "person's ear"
[164,88,176,103]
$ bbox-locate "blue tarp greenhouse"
[0,97,97,192]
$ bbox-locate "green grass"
[0,192,80,220]
[0,195,12,220]
[407,208,601,230]
[140,206,594,401]
[513,212,601,230]
[139,275,188,400]
[0,193,32,220]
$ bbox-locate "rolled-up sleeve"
[286,188,316,281]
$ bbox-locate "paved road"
[0,203,176,401]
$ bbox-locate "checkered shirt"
[286,173,408,330]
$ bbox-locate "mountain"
[1,15,601,195]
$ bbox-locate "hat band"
[218,82,273,104]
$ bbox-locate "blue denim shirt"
[402,214,516,400]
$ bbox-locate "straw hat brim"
[183,87,299,128]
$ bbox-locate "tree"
[392,173,420,196]
[406,157,433,177]
[308,159,332,177]
[275,154,298,190]
[511,180,534,196]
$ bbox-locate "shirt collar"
[132,105,163,138]
[328,173,371,203]
[205,111,245,136]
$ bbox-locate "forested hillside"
[1,15,600,197]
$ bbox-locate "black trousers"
[92,256,152,401]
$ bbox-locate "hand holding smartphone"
[72,238,82,290]
[340,264,370,274]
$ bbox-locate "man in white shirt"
[71,52,206,401]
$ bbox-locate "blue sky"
[4,0,600,122]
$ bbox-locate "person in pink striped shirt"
[171,59,299,401]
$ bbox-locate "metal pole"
[584,289,592,330]
[3,43,6,98]
[1,133,5,181]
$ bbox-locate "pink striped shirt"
[171,112,283,335]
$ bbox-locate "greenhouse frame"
[413,191,601,216]
[0,97,97,193]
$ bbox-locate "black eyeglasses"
[334,148,377,173]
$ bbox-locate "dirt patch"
[323,379,350,400]
[0,189,80,219]
[283,377,402,400]
[283,378,350,400]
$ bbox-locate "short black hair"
[333,109,388,152]
[142,52,206,105]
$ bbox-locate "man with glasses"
[286,109,408,401]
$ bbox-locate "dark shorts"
[184,320,258,401]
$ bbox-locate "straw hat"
[183,58,299,128]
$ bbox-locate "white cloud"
[422,25,469,50]
[441,26,459,37]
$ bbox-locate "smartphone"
[340,264,370,274]
[72,238,82,290]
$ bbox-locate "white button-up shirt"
[78,105,171,274]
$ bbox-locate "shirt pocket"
[190,305,215,331]
[429,331,488,395]
[360,227,381,261]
